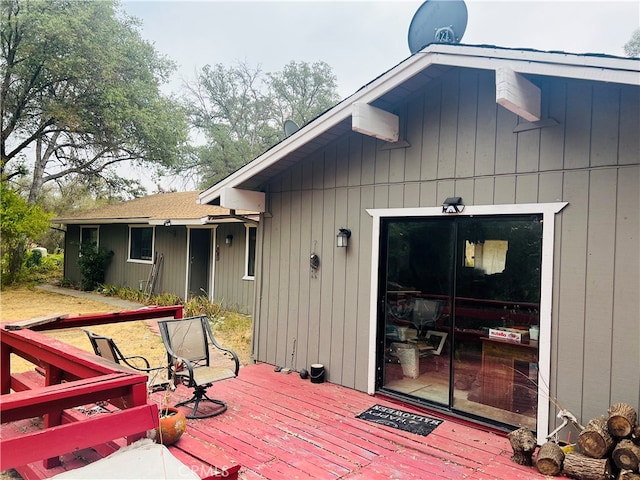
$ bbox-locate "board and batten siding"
[253,67,640,425]
[213,223,255,314]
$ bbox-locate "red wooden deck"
[152,362,558,480]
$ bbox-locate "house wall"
[214,223,255,314]
[62,223,254,313]
[254,67,640,426]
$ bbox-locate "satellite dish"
[408,0,468,54]
[283,119,299,137]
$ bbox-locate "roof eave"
[51,218,151,225]
[198,44,640,205]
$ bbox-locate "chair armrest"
[121,354,151,370]
[209,337,240,376]
[167,355,196,387]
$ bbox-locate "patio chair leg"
[175,386,227,419]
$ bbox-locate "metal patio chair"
[83,329,170,392]
[157,315,240,419]
[411,298,444,338]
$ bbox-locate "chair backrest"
[412,298,443,327]
[84,330,121,364]
[158,316,210,367]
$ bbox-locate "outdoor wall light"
[163,219,171,227]
[336,228,351,248]
[225,234,233,246]
[442,197,465,213]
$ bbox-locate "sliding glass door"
[378,215,542,430]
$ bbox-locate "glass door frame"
[365,202,567,444]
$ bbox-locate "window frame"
[243,225,257,280]
[127,225,155,264]
[79,226,100,252]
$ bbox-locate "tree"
[1,0,188,203]
[182,60,340,187]
[624,28,640,57]
[0,184,51,284]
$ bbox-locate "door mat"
[356,404,443,436]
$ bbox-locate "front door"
[188,229,211,298]
[378,215,542,431]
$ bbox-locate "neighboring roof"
[52,191,258,226]
[198,43,640,206]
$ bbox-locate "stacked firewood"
[510,403,640,480]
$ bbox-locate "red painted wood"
[150,362,565,479]
[0,404,158,471]
[6,360,567,479]
[23,305,184,331]
[169,433,240,479]
[1,372,147,422]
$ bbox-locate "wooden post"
[536,441,565,475]
[563,452,613,480]
[43,364,64,469]
[608,403,638,439]
[578,416,615,458]
[508,427,537,466]
[612,439,640,472]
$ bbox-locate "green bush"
[78,244,113,291]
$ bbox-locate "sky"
[119,0,639,189]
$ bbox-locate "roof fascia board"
[52,218,150,225]
[426,44,640,75]
[429,51,640,85]
[198,53,439,205]
[148,218,209,226]
[198,45,639,203]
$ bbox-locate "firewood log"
[608,403,638,439]
[563,451,613,480]
[536,441,565,475]
[612,439,640,472]
[632,425,640,446]
[508,427,537,466]
[618,470,640,480]
[578,416,615,458]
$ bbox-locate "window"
[128,226,154,262]
[244,225,257,279]
[80,226,99,249]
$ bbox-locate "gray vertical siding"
[63,223,253,313]
[254,67,640,426]
[213,224,254,314]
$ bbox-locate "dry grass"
[1,286,167,372]
[0,286,253,372]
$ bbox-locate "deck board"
[4,361,565,479]
[152,362,563,479]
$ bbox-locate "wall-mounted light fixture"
[163,219,171,227]
[442,197,465,213]
[225,234,233,246]
[336,228,351,248]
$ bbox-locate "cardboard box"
[489,328,524,343]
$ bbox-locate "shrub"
[77,244,113,291]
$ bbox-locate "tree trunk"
[563,452,613,480]
[508,427,537,466]
[578,416,615,458]
[536,441,565,475]
[608,403,638,439]
[612,439,640,472]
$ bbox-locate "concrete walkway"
[36,284,144,310]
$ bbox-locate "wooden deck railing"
[0,306,184,472]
